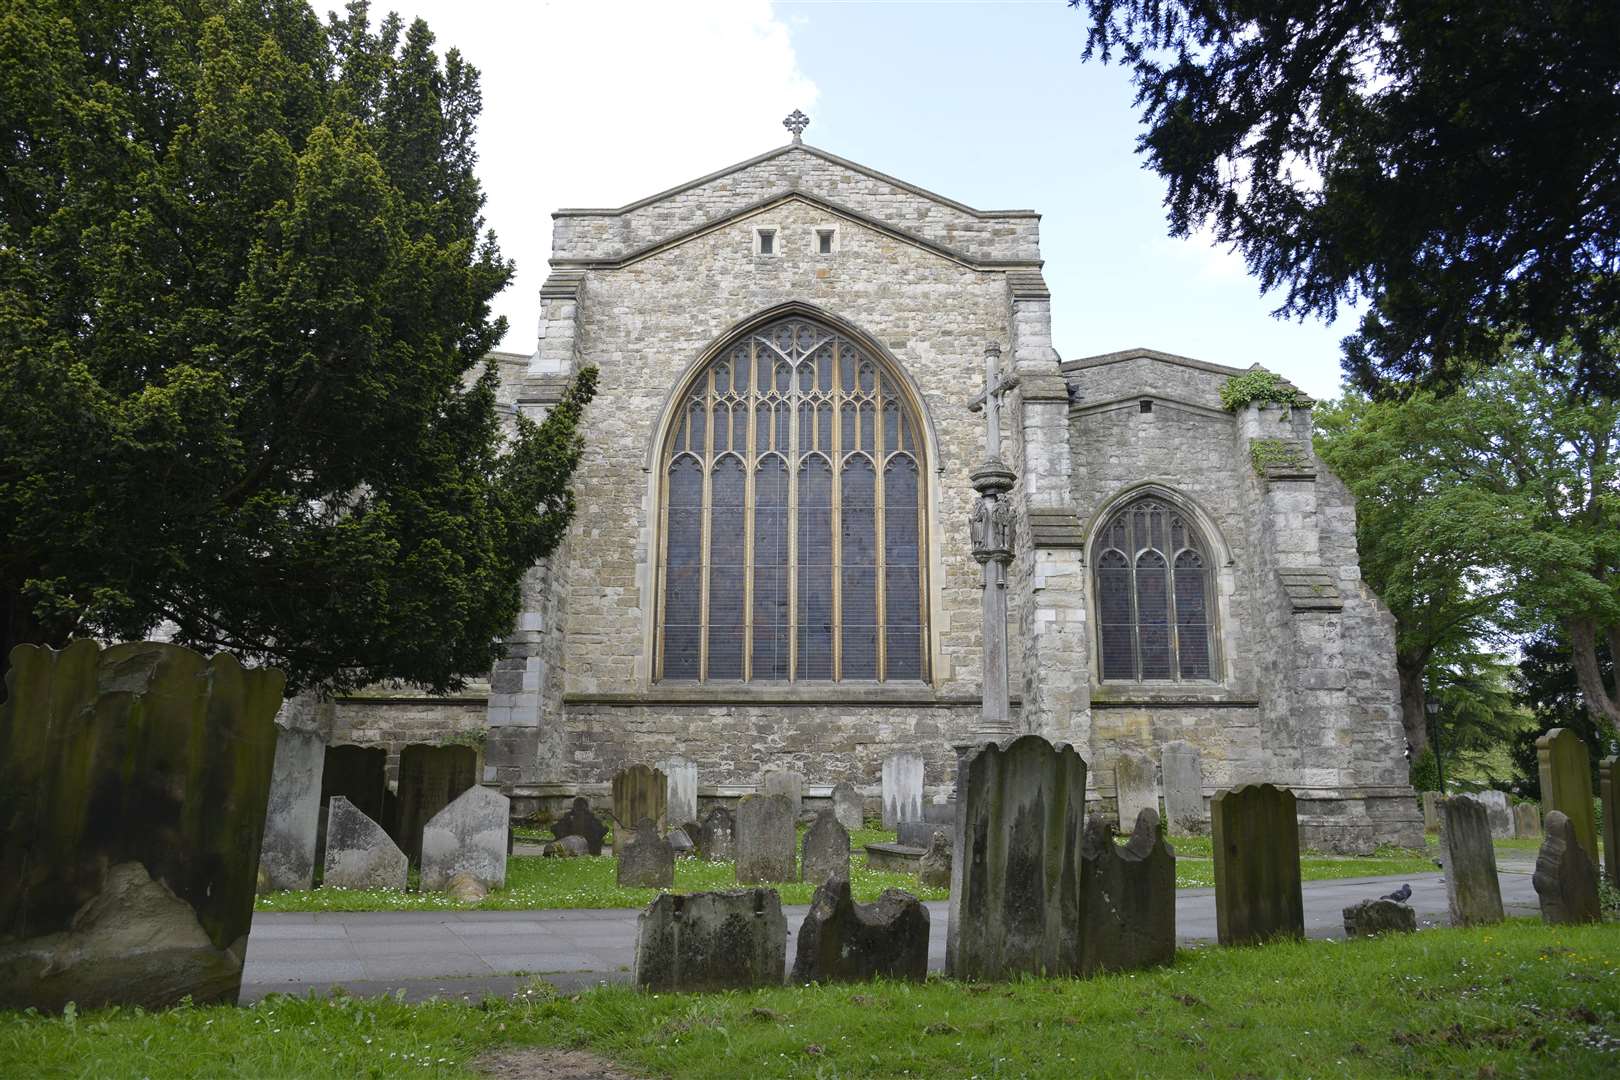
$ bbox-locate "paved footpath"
[241,868,1539,1004]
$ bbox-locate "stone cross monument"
[968,343,1018,741]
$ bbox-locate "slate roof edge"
[1061,346,1257,378]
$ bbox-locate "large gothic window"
[1094,498,1215,682]
[658,316,928,682]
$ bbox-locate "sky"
[374,0,1359,401]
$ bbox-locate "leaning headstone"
[420,785,510,892]
[1210,783,1304,946]
[735,795,796,883]
[635,888,787,991]
[0,641,283,1012]
[883,752,924,829]
[1532,811,1601,925]
[1080,809,1176,974]
[616,819,675,888]
[323,796,408,891]
[660,757,699,832]
[1513,802,1541,839]
[1537,728,1598,863]
[1161,741,1205,835]
[801,812,851,885]
[395,744,478,866]
[1114,749,1159,827]
[1342,898,1416,937]
[1475,791,1513,839]
[946,734,1087,980]
[790,878,929,984]
[918,830,952,889]
[256,718,326,892]
[831,782,864,833]
[698,806,736,862]
[761,769,804,818]
[1438,795,1503,926]
[1421,791,1442,833]
[551,797,609,855]
[613,764,668,831]
[1602,757,1619,890]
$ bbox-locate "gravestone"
[1160,741,1205,835]
[761,769,804,818]
[918,830,952,889]
[1513,802,1541,840]
[897,820,949,848]
[1421,791,1442,833]
[1342,898,1416,937]
[946,734,1087,980]
[1210,784,1304,947]
[1080,809,1176,975]
[542,836,589,857]
[1536,728,1598,863]
[923,801,955,825]
[316,744,388,867]
[800,812,851,885]
[616,819,675,888]
[882,752,924,830]
[551,796,608,855]
[1603,757,1619,890]
[1531,811,1601,925]
[395,744,477,866]
[1114,750,1159,827]
[420,785,510,892]
[735,794,796,883]
[660,757,699,832]
[634,889,786,991]
[831,782,864,832]
[324,796,408,891]
[613,764,668,832]
[256,723,325,892]
[1476,791,1513,840]
[698,806,736,862]
[1438,795,1503,926]
[668,827,696,858]
[0,641,283,1012]
[790,878,929,984]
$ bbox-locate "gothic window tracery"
[1094,497,1215,682]
[658,316,928,682]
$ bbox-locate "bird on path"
[1380,883,1412,903]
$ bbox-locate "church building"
[328,115,1422,853]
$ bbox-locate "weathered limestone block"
[789,878,928,984]
[634,889,786,991]
[1080,809,1176,974]
[735,795,796,883]
[1342,898,1416,937]
[660,756,698,831]
[395,744,477,866]
[946,735,1087,980]
[882,752,924,830]
[420,785,510,892]
[1532,811,1601,925]
[1537,728,1598,863]
[1603,757,1619,890]
[616,820,675,888]
[1513,802,1541,839]
[257,726,325,893]
[323,796,407,891]
[698,806,736,862]
[1211,784,1304,946]
[1475,791,1513,840]
[445,872,487,903]
[831,782,864,832]
[613,764,667,830]
[1160,741,1205,835]
[918,830,952,889]
[1114,750,1159,827]
[800,811,851,885]
[761,769,804,818]
[551,796,608,855]
[1438,796,1503,926]
[0,641,283,1011]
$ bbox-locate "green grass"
[3,921,1616,1078]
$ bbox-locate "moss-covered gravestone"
[0,641,284,1011]
[1211,784,1304,946]
[1536,728,1597,864]
[1532,811,1601,925]
[612,763,667,832]
[945,735,1087,980]
[395,743,477,866]
[1439,795,1503,926]
[1602,757,1619,890]
[1080,809,1176,974]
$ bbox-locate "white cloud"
[372,0,818,352]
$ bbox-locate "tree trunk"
[1568,616,1620,731]
[1396,649,1430,754]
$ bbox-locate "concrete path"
[241,868,1540,1003]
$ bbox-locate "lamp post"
[1425,699,1444,794]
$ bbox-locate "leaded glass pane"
[1136,549,1171,679]
[841,457,877,679]
[708,457,746,679]
[1175,550,1211,680]
[663,456,704,679]
[884,456,922,679]
[753,456,790,679]
[797,455,835,679]
[1092,496,1217,683]
[1097,549,1134,680]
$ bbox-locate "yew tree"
[0,1,593,692]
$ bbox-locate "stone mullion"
[742,342,758,683]
[697,369,713,683]
[830,343,844,682]
[874,385,888,683]
[786,347,800,683]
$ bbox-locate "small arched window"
[1094,498,1215,682]
[658,315,928,682]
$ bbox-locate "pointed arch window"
[1094,497,1216,682]
[657,316,929,682]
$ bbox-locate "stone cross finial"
[783,109,810,143]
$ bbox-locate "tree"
[1073,1,1620,394]
[1508,631,1615,797]
[0,1,594,693]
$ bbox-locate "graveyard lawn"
[4,922,1618,1078]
